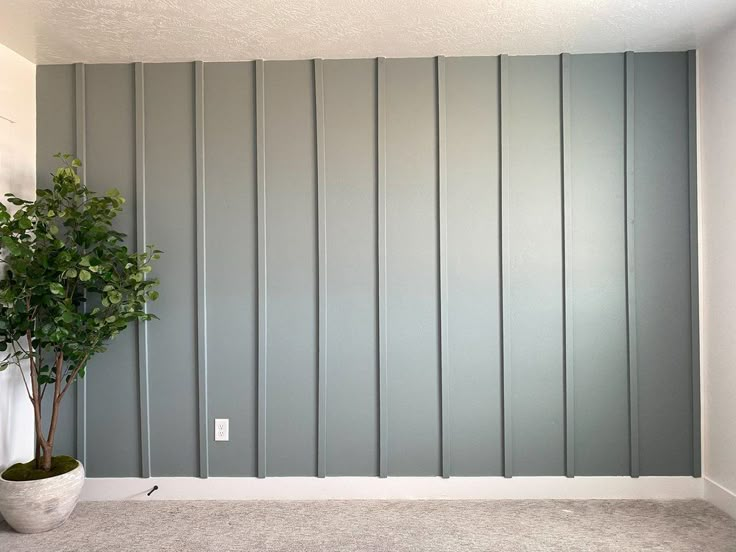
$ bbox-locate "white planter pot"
[0,460,84,533]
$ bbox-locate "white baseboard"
[80,476,703,502]
[704,477,736,519]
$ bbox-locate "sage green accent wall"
[633,53,695,475]
[567,54,629,476]
[36,52,699,478]
[36,64,77,463]
[384,58,442,476]
[322,59,379,476]
[85,64,140,477]
[505,55,565,476]
[444,56,503,476]
[203,62,258,477]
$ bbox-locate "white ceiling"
[3,0,736,64]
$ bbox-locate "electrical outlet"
[214,418,229,442]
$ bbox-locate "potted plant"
[0,154,160,533]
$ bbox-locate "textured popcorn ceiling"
[3,0,736,64]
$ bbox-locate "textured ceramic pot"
[0,460,84,533]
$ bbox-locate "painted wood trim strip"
[134,62,152,478]
[377,57,388,478]
[624,51,640,479]
[499,54,513,479]
[436,56,450,479]
[194,61,209,479]
[74,62,87,467]
[255,59,268,479]
[687,50,701,478]
[560,53,575,478]
[79,475,704,501]
[314,59,328,478]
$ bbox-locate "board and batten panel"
[84,64,141,477]
[633,52,693,475]
[568,54,630,475]
[505,56,565,476]
[144,63,200,476]
[34,53,698,479]
[263,60,318,476]
[384,58,441,476]
[35,65,77,459]
[203,62,258,476]
[444,56,503,475]
[322,59,379,475]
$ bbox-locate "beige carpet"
[1,499,735,551]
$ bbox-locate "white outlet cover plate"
[214,418,229,442]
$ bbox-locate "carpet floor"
[1,499,735,551]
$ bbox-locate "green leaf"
[49,283,65,295]
[0,154,161,385]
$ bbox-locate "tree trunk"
[40,444,53,471]
[27,329,49,471]
[27,339,66,472]
[31,380,46,470]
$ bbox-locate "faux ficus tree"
[0,154,160,472]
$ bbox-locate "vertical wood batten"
[436,56,450,478]
[314,59,328,478]
[499,54,512,478]
[194,61,209,478]
[560,53,575,478]
[74,62,87,467]
[255,59,268,479]
[687,50,701,477]
[625,51,640,478]
[134,62,152,478]
[377,57,388,478]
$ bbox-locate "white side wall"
[0,42,35,471]
[699,24,736,519]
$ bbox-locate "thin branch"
[37,345,48,402]
[46,350,64,446]
[58,351,90,401]
[16,362,32,401]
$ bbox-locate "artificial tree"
[0,154,160,474]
